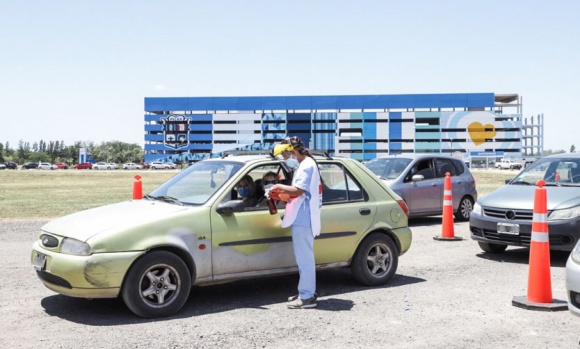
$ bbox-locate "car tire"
[122,251,191,318]
[478,242,508,253]
[350,233,398,286]
[455,196,473,222]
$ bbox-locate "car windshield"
[510,157,580,186]
[365,158,412,179]
[147,160,243,205]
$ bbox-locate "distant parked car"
[364,154,478,221]
[22,162,39,170]
[0,163,5,170]
[496,159,522,170]
[140,162,150,169]
[56,163,69,170]
[107,163,119,170]
[470,153,580,253]
[4,161,18,170]
[73,162,93,170]
[150,161,176,170]
[93,162,117,170]
[123,163,143,170]
[38,162,58,170]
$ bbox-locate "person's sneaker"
[288,293,317,302]
[287,296,317,309]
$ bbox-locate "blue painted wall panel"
[145,93,495,112]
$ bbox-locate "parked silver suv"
[365,154,477,221]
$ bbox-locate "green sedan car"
[32,152,412,318]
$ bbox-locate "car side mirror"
[216,200,246,215]
[411,174,424,182]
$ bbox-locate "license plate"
[497,222,520,235]
[33,252,46,271]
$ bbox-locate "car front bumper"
[566,255,580,317]
[31,241,144,299]
[469,212,580,251]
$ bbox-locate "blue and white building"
[144,93,542,163]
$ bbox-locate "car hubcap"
[461,199,472,218]
[139,264,180,307]
[366,243,390,277]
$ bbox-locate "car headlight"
[60,238,91,256]
[548,206,580,221]
[572,242,580,264]
[472,202,482,215]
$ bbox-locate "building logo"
[161,115,191,149]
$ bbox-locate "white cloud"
[154,84,167,91]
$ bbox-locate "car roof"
[544,152,580,159]
[368,154,464,161]
[202,151,339,165]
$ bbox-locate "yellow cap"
[273,143,294,156]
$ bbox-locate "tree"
[571,145,576,153]
[91,141,143,163]
[4,142,14,157]
[16,140,31,162]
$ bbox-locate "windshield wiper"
[144,195,183,205]
[510,180,533,185]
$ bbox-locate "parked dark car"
[22,162,39,170]
[470,153,580,252]
[4,161,18,170]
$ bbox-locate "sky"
[1,1,579,151]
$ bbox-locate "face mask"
[238,187,250,198]
[285,156,299,169]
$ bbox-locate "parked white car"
[566,240,580,317]
[123,163,143,170]
[150,161,176,170]
[93,162,118,170]
[38,162,58,170]
[495,159,522,170]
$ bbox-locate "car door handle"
[359,208,371,215]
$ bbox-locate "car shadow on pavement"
[475,247,570,267]
[39,269,425,325]
[408,217,443,227]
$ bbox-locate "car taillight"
[397,199,409,217]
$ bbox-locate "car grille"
[483,208,535,220]
[36,271,72,289]
[470,226,569,246]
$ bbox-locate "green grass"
[0,170,175,220]
[0,168,518,220]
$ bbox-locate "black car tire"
[122,251,191,318]
[478,241,508,253]
[455,196,474,222]
[351,233,398,286]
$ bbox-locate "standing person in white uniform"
[271,136,322,309]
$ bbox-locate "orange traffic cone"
[133,175,143,200]
[512,179,567,311]
[434,172,462,241]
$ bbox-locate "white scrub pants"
[291,225,316,299]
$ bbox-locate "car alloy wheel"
[351,233,398,286]
[455,196,473,222]
[122,251,191,318]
